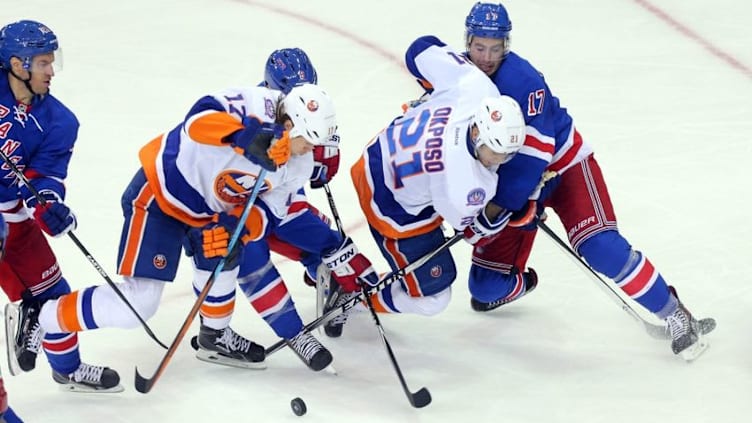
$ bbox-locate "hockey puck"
[190,336,199,351]
[290,397,307,416]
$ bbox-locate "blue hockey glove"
[322,236,379,291]
[31,192,77,237]
[464,206,511,246]
[186,213,241,270]
[230,119,288,171]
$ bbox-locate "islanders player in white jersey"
[10,82,379,373]
[461,2,715,359]
[326,35,525,336]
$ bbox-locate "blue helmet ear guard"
[264,48,318,94]
[0,20,59,70]
[464,2,512,47]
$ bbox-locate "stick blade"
[410,387,432,408]
[134,367,154,394]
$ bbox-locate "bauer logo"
[153,254,167,270]
[214,171,269,204]
[466,188,486,206]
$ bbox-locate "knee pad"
[577,231,632,279]
[111,277,165,327]
[468,265,518,302]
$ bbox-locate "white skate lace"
[220,328,253,353]
[24,322,43,354]
[71,363,105,383]
[288,332,322,362]
[666,307,690,341]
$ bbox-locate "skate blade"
[195,349,267,370]
[315,263,332,336]
[4,303,22,376]
[58,382,125,393]
[679,338,710,362]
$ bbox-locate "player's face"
[290,136,315,155]
[467,36,506,76]
[282,118,316,155]
[23,53,56,95]
[476,144,509,167]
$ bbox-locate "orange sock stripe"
[199,300,236,319]
[57,291,83,332]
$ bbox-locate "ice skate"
[52,362,124,393]
[321,277,359,338]
[286,331,332,371]
[471,268,538,312]
[194,325,266,370]
[664,286,716,361]
[5,301,43,375]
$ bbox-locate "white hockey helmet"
[278,83,337,146]
[471,95,525,156]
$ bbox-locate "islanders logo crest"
[466,188,486,206]
[214,171,269,204]
[491,110,502,121]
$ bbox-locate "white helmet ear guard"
[278,83,337,146]
[471,95,525,156]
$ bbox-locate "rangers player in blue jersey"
[0,20,121,392]
[461,2,715,360]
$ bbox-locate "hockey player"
[260,48,341,288]
[186,49,343,370]
[335,35,526,337]
[9,79,378,373]
[0,20,122,392]
[0,214,23,422]
[188,83,378,371]
[461,2,715,359]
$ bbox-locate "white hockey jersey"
[139,86,312,235]
[351,36,500,239]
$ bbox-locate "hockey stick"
[0,151,169,350]
[266,232,465,356]
[134,169,268,394]
[537,221,669,339]
[323,184,431,408]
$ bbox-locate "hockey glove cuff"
[322,236,379,291]
[32,191,77,237]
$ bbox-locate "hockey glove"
[508,200,547,231]
[31,192,77,237]
[187,213,241,269]
[322,236,379,291]
[230,119,289,171]
[309,135,341,189]
[464,206,511,247]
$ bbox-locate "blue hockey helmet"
[264,48,318,94]
[465,2,512,50]
[0,20,59,70]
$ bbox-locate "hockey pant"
[365,226,454,316]
[0,217,84,375]
[471,154,673,314]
